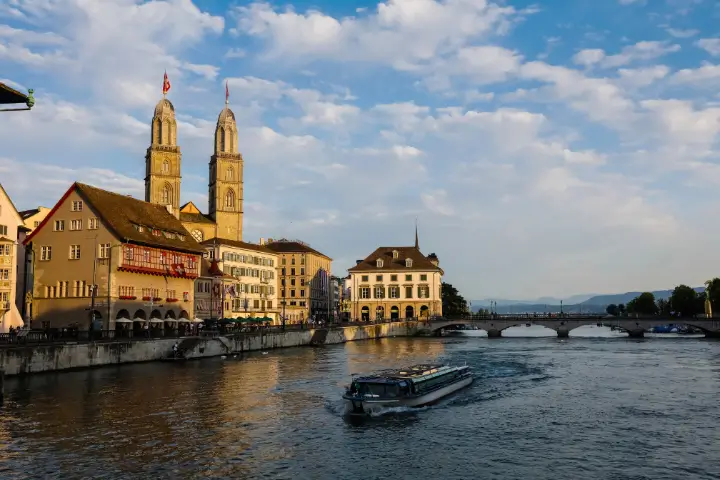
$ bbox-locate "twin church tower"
[144,77,244,243]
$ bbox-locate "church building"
[144,85,244,244]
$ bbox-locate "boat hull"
[344,375,473,415]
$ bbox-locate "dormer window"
[376,259,384,268]
[405,258,413,268]
[392,250,399,259]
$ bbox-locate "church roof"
[218,106,235,122]
[180,211,215,224]
[24,182,204,254]
[154,98,175,117]
[348,246,442,273]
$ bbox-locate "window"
[70,219,83,231]
[161,184,172,205]
[291,279,296,286]
[392,250,399,259]
[0,269,9,280]
[290,289,296,297]
[405,286,413,298]
[0,245,10,255]
[54,220,65,231]
[376,259,383,268]
[69,245,81,260]
[88,218,99,230]
[300,289,306,297]
[71,200,83,212]
[405,274,412,281]
[291,268,295,276]
[40,246,52,261]
[33,221,39,228]
[300,279,305,286]
[361,275,369,282]
[374,286,385,299]
[191,230,203,242]
[226,167,234,181]
[300,268,305,275]
[389,286,400,298]
[420,274,428,281]
[162,160,169,174]
[0,225,6,236]
[225,189,235,209]
[390,274,397,282]
[360,287,371,299]
[99,243,110,259]
[418,286,430,298]
[376,275,383,282]
[291,257,296,265]
[120,286,135,297]
[282,258,286,265]
[405,258,413,267]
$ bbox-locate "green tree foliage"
[705,278,720,311]
[626,292,658,315]
[442,283,469,316]
[606,304,619,316]
[617,303,626,316]
[668,284,698,317]
[656,298,671,316]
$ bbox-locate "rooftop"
[264,238,332,260]
[200,237,274,254]
[348,246,441,273]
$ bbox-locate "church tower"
[209,84,243,241]
[145,74,181,218]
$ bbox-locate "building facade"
[0,184,25,332]
[24,182,204,330]
[200,238,279,323]
[194,259,225,320]
[144,89,244,243]
[347,238,443,321]
[264,239,332,323]
[19,206,51,233]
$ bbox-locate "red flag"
[163,71,171,95]
[225,80,229,103]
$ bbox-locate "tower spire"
[415,218,419,249]
[225,80,229,105]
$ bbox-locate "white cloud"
[573,41,680,69]
[666,28,698,38]
[671,64,720,85]
[697,38,720,56]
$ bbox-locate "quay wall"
[0,321,419,376]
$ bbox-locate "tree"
[617,303,626,316]
[442,283,469,317]
[705,278,720,315]
[627,292,658,315]
[668,285,698,317]
[606,304,619,316]
[656,298,670,316]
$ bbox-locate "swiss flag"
[163,71,171,95]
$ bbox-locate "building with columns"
[347,232,443,321]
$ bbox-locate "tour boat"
[343,363,473,415]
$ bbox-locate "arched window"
[162,120,170,144]
[161,184,173,205]
[225,189,235,210]
[162,160,169,174]
[168,121,174,145]
[155,119,162,144]
[229,130,234,152]
[219,127,225,152]
[191,230,204,242]
[226,166,234,181]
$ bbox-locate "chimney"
[356,260,362,265]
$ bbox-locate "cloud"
[572,41,680,69]
[666,28,698,38]
[697,38,720,56]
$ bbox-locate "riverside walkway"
[426,315,720,338]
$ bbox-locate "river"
[1,328,720,479]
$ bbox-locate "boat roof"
[353,364,457,383]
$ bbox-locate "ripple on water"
[1,337,720,479]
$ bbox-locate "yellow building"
[263,239,332,323]
[23,182,204,330]
[200,238,280,323]
[0,184,25,332]
[19,206,50,233]
[347,234,443,321]
[144,90,244,244]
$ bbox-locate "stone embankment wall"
[0,321,419,376]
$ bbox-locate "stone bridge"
[424,316,720,338]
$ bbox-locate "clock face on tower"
[191,230,204,242]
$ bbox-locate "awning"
[115,318,132,323]
[149,318,164,324]
[176,318,191,323]
[133,318,147,322]
[192,318,205,323]
[0,82,34,108]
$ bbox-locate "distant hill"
[471,287,705,314]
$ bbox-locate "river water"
[2,327,720,479]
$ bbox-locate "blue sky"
[1,0,720,300]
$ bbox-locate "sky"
[1,0,719,301]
